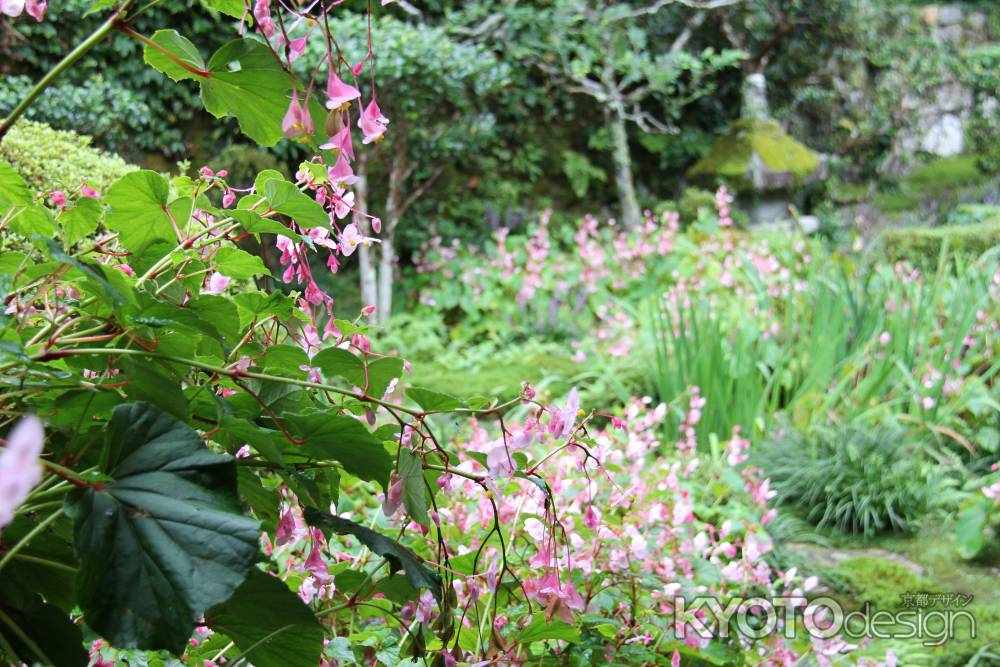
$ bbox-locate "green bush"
[677,187,717,224]
[829,556,932,610]
[208,144,287,189]
[0,75,152,156]
[757,421,941,536]
[880,221,1000,264]
[0,121,136,194]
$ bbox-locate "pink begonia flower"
[50,191,67,208]
[327,152,357,186]
[330,187,355,220]
[361,304,376,317]
[357,99,389,144]
[382,473,404,517]
[81,183,99,198]
[25,0,45,21]
[222,188,236,208]
[118,264,135,277]
[287,36,308,63]
[253,0,275,38]
[339,223,378,256]
[275,508,297,545]
[281,93,314,138]
[325,73,361,111]
[548,387,580,438]
[203,272,230,295]
[372,217,382,233]
[0,415,45,528]
[522,572,585,623]
[1,0,24,17]
[319,124,355,161]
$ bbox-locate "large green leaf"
[145,34,295,146]
[207,569,324,667]
[104,171,174,255]
[0,160,32,207]
[304,508,443,600]
[955,506,987,559]
[65,402,260,653]
[285,413,393,489]
[398,449,429,526]
[215,247,269,279]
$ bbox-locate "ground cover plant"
[1,0,999,666]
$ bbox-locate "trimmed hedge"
[881,220,1000,264]
[0,120,136,195]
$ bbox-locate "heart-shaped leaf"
[65,402,259,653]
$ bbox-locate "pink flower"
[327,152,357,186]
[361,304,376,317]
[117,264,135,277]
[330,187,355,220]
[339,223,378,256]
[222,188,236,208]
[25,0,45,21]
[275,508,297,546]
[0,415,45,528]
[253,0,275,38]
[319,124,355,161]
[288,36,308,63]
[282,93,314,138]
[382,474,404,517]
[203,272,230,295]
[50,191,67,208]
[325,73,361,111]
[523,572,585,623]
[80,183,99,198]
[358,99,389,144]
[1,0,24,17]
[304,528,332,581]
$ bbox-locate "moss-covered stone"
[830,556,932,610]
[881,221,1000,264]
[687,119,820,192]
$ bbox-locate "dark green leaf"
[65,402,259,653]
[0,580,87,667]
[264,179,329,230]
[312,347,365,385]
[304,508,442,600]
[285,413,393,489]
[398,449,429,526]
[207,569,324,667]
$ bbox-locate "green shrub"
[757,421,941,535]
[880,221,1000,264]
[208,144,287,189]
[677,187,717,224]
[0,75,152,156]
[0,120,136,194]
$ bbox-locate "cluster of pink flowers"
[1,0,46,21]
[0,415,44,528]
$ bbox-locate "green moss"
[904,155,987,194]
[0,120,136,194]
[831,556,932,610]
[413,349,580,400]
[686,120,819,191]
[677,187,716,224]
[881,221,1000,264]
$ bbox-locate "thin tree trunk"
[608,105,641,230]
[354,152,378,313]
[378,146,406,323]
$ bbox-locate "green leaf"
[65,402,260,653]
[518,612,580,643]
[955,506,987,559]
[227,209,302,241]
[204,40,294,147]
[202,0,246,18]
[0,580,87,667]
[143,30,206,82]
[144,37,293,146]
[366,357,405,398]
[0,160,32,207]
[104,171,173,255]
[207,569,324,667]
[264,179,329,230]
[215,247,269,279]
[285,413,393,489]
[312,347,365,385]
[398,449,429,526]
[118,358,188,419]
[7,204,56,237]
[60,197,102,246]
[304,508,443,600]
[406,387,464,412]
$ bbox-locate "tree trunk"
[353,151,377,312]
[377,146,406,323]
[608,105,641,230]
